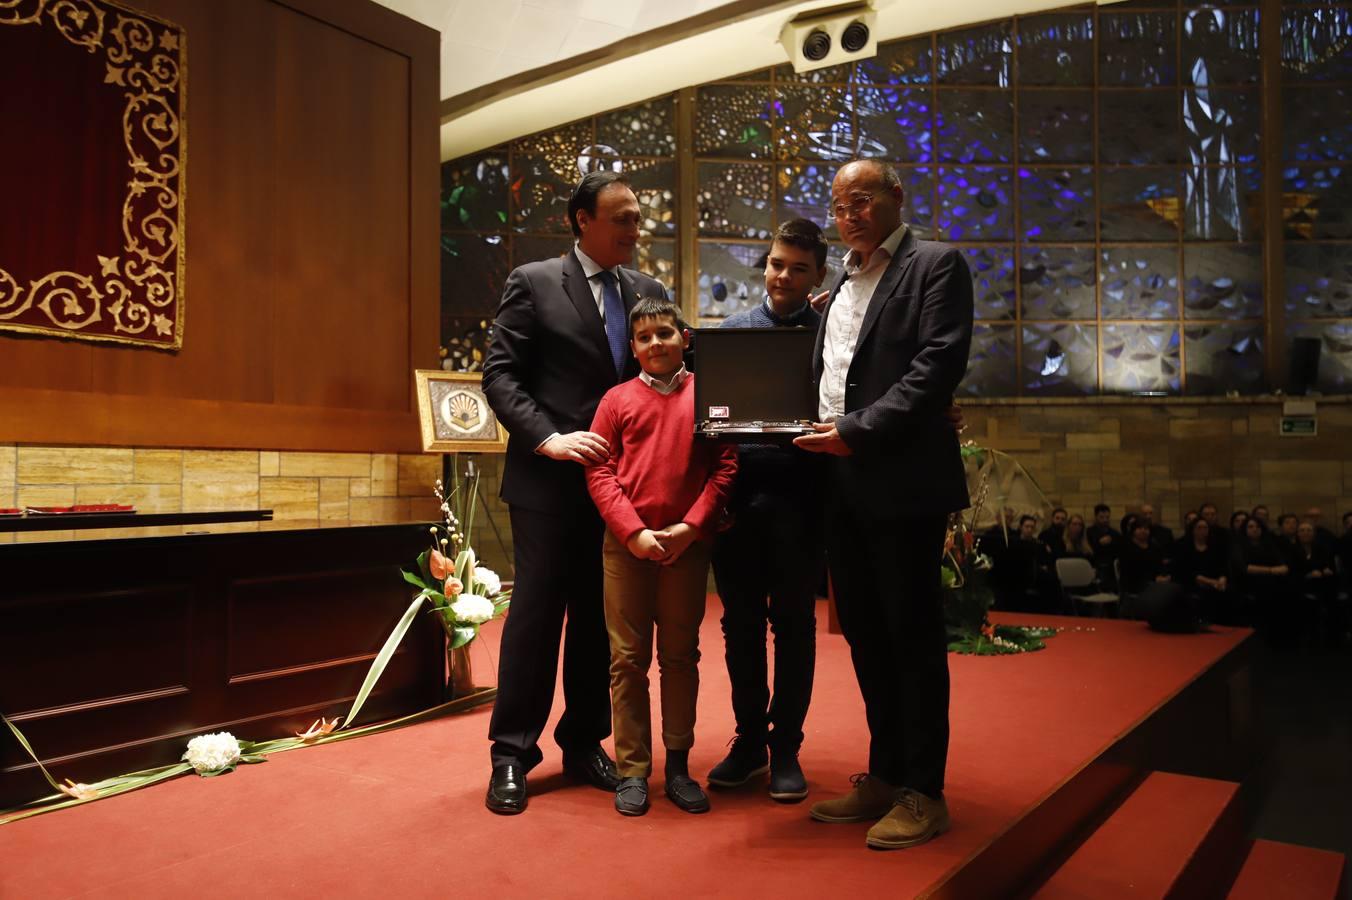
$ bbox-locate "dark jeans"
[488,505,612,771]
[711,494,822,754]
[827,493,950,798]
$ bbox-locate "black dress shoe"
[615,776,649,816]
[485,764,527,815]
[562,746,621,791]
[707,737,768,788]
[768,750,808,803]
[665,775,710,813]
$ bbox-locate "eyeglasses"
[829,191,879,220]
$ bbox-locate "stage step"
[1227,839,1347,900]
[1032,771,1244,899]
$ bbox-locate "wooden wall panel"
[0,0,438,452]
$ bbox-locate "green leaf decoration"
[401,568,431,591]
[1,714,64,794]
[450,626,476,649]
[340,594,425,729]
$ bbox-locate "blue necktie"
[598,270,627,378]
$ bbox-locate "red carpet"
[1,598,1248,899]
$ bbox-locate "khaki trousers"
[602,530,711,777]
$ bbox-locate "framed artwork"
[414,370,508,453]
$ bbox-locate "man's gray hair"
[852,158,902,192]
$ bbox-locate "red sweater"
[585,374,738,543]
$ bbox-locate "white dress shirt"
[639,364,688,395]
[574,242,622,321]
[817,224,908,422]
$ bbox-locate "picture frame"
[414,370,508,453]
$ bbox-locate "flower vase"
[448,643,475,700]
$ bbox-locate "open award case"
[693,327,818,443]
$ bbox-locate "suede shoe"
[809,773,897,823]
[665,775,711,814]
[706,738,769,788]
[485,764,527,815]
[866,788,951,850]
[768,750,808,803]
[562,745,621,791]
[614,776,649,816]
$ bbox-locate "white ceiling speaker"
[779,4,877,74]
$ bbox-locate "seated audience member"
[1181,509,1200,535]
[1038,507,1068,548]
[994,515,1058,612]
[1199,502,1228,558]
[1275,514,1300,560]
[1251,504,1271,529]
[1087,503,1121,588]
[1304,507,1339,557]
[978,508,1017,567]
[1292,521,1339,645]
[1139,503,1175,553]
[1236,517,1290,643]
[1170,510,1199,562]
[1119,519,1170,599]
[1170,517,1229,624]
[1055,514,1093,562]
[1226,510,1250,576]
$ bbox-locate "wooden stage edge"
[925,619,1256,900]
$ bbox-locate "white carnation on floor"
[451,593,495,625]
[473,566,502,596]
[182,732,242,774]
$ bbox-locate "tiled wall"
[0,446,514,568]
[963,400,1352,528]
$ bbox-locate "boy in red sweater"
[585,296,738,817]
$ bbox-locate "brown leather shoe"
[809,773,898,823]
[865,788,950,849]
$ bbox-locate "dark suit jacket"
[483,250,668,514]
[811,229,973,519]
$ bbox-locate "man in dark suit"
[793,159,973,850]
[480,171,668,814]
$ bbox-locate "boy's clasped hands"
[626,523,699,564]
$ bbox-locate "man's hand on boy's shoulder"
[652,523,699,565]
[540,430,610,465]
[627,529,667,560]
[946,403,966,433]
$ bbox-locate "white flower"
[450,593,496,625]
[473,566,502,596]
[182,732,242,774]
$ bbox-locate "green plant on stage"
[944,443,1057,656]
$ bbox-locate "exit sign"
[1280,416,1317,437]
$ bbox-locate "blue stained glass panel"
[1183,9,1260,86]
[1021,246,1097,320]
[778,163,840,238]
[1019,90,1093,163]
[1285,243,1352,318]
[695,85,773,158]
[1184,166,1262,241]
[510,153,575,234]
[902,167,937,239]
[441,234,509,325]
[959,325,1018,397]
[855,86,933,163]
[773,62,852,84]
[1184,88,1261,166]
[857,37,932,85]
[1100,248,1180,319]
[775,83,856,161]
[959,245,1016,320]
[1100,12,1179,86]
[442,153,508,231]
[1102,324,1181,393]
[937,22,1012,86]
[1284,87,1352,162]
[1020,167,1094,242]
[1183,324,1266,396]
[1017,13,1094,86]
[697,241,764,320]
[1282,166,1352,239]
[938,166,1013,241]
[936,90,1012,163]
[1282,8,1352,82]
[1184,244,1264,319]
[1100,169,1182,242]
[1100,91,1181,165]
[1022,323,1098,395]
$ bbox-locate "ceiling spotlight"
[803,29,832,61]
[779,5,877,74]
[841,20,870,53]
